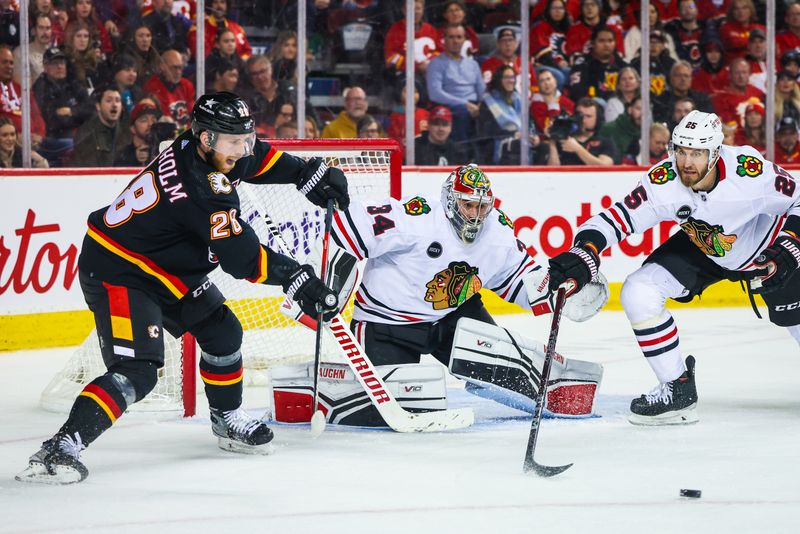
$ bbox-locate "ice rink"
[1,307,799,533]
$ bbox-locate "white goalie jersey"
[580,144,800,271]
[330,195,538,324]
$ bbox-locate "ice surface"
[1,308,798,533]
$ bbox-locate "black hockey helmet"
[191,91,255,138]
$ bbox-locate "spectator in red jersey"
[692,37,729,95]
[121,23,161,89]
[776,69,800,125]
[143,49,194,132]
[777,3,800,60]
[568,25,627,102]
[67,0,113,54]
[733,101,766,154]
[30,0,65,47]
[531,0,571,78]
[481,28,520,84]
[564,0,624,63]
[665,0,707,69]
[605,65,640,122]
[0,117,49,168]
[13,14,53,85]
[530,68,574,134]
[711,57,764,123]
[188,0,251,60]
[775,115,800,164]
[622,122,670,165]
[206,27,246,84]
[0,45,45,149]
[718,0,765,61]
[386,82,429,147]
[437,1,479,58]
[142,0,190,55]
[695,0,729,24]
[385,0,440,75]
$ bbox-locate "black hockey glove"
[283,264,339,321]
[266,250,302,285]
[752,234,800,294]
[297,157,350,210]
[548,244,600,294]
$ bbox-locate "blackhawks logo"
[681,218,737,257]
[424,261,482,310]
[649,161,677,185]
[736,154,763,177]
[403,196,431,216]
[497,208,513,228]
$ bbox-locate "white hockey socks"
[450,318,603,416]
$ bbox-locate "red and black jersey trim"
[491,257,537,301]
[332,211,369,260]
[613,202,635,233]
[598,212,623,242]
[736,215,784,270]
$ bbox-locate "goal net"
[40,139,401,416]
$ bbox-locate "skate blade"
[628,404,699,426]
[15,462,86,485]
[217,437,275,456]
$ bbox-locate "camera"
[548,113,580,141]
[148,121,177,144]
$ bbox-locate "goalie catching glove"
[752,233,800,294]
[297,157,350,210]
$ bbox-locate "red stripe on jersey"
[246,246,269,283]
[103,283,130,319]
[200,368,244,382]
[608,206,629,235]
[717,157,727,181]
[255,146,282,176]
[333,211,364,260]
[637,326,678,347]
[355,290,366,304]
[83,383,123,419]
[499,259,536,299]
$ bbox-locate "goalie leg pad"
[271,362,447,427]
[450,317,603,416]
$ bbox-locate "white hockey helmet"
[669,110,724,170]
[441,164,494,244]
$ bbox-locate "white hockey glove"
[523,267,609,322]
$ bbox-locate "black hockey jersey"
[78,130,308,303]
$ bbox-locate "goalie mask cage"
[40,139,402,417]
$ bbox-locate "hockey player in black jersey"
[16,92,347,484]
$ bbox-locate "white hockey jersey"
[580,144,800,271]
[330,195,538,324]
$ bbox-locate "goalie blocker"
[271,318,602,427]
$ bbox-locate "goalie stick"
[259,204,474,433]
[523,287,573,477]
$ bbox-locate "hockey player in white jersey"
[547,110,800,426]
[272,164,606,427]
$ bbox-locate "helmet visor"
[210,132,256,158]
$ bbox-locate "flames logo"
[424,261,482,310]
[648,161,677,185]
[208,172,233,194]
[403,196,431,216]
[736,154,763,177]
[681,218,737,257]
[497,208,513,228]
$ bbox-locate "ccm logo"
[192,279,213,298]
[404,385,422,392]
[775,301,800,311]
[477,339,493,348]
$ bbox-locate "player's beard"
[208,149,238,174]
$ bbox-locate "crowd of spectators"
[0,0,798,169]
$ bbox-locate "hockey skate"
[210,408,274,455]
[15,433,88,485]
[629,356,699,426]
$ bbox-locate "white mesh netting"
[40,145,395,415]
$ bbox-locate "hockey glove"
[283,264,339,321]
[752,234,800,294]
[548,244,599,294]
[297,158,350,210]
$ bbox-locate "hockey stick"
[309,199,335,437]
[523,286,573,477]
[262,208,474,433]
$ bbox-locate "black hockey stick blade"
[523,287,573,477]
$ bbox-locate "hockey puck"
[679,489,702,498]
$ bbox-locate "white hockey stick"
[262,209,474,432]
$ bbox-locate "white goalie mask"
[441,164,494,244]
[668,110,724,174]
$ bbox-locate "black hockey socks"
[200,351,244,411]
[58,373,132,447]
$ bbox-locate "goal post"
[40,139,402,418]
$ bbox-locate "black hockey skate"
[210,408,274,455]
[629,355,699,426]
[15,432,89,485]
